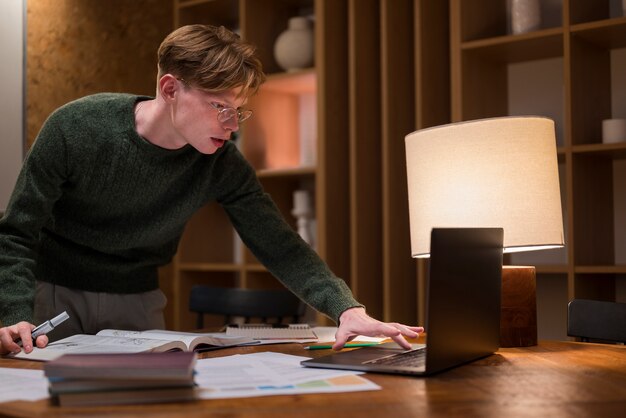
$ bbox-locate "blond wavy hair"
[157,25,265,98]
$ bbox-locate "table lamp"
[405,116,564,347]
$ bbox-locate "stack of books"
[43,351,197,407]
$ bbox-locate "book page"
[97,329,256,351]
[7,334,184,362]
[97,329,196,348]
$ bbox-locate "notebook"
[301,227,503,376]
[226,323,317,340]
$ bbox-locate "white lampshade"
[405,116,564,258]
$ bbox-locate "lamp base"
[500,266,537,347]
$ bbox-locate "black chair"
[567,299,626,344]
[189,285,307,329]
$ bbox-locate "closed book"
[44,351,196,380]
[52,386,198,407]
[48,377,194,395]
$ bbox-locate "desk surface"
[1,340,625,418]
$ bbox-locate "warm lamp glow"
[405,116,564,258]
[405,116,565,348]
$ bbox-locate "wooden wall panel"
[316,0,351,290]
[345,0,449,324]
[380,0,416,323]
[348,0,383,317]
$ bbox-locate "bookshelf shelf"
[461,28,564,63]
[256,166,316,178]
[575,265,626,274]
[178,263,242,272]
[572,143,626,159]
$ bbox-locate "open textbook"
[8,329,257,362]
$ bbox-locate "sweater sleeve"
[0,115,67,326]
[212,145,362,323]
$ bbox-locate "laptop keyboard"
[363,347,426,367]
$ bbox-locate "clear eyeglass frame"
[209,102,253,124]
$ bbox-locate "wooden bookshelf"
[166,1,626,340]
[450,0,626,340]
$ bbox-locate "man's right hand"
[0,321,48,355]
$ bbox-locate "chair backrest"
[567,299,626,343]
[189,285,307,328]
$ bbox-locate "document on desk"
[194,352,380,399]
[311,326,387,343]
[0,368,49,403]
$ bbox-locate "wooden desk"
[1,340,625,418]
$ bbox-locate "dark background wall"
[26,0,173,147]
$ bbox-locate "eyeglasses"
[176,77,253,124]
[210,102,253,124]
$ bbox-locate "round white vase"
[511,0,541,35]
[274,17,314,72]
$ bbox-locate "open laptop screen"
[301,227,503,376]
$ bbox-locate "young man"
[0,25,422,355]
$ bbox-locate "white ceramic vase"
[511,0,541,35]
[274,17,314,72]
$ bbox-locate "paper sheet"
[0,368,48,403]
[311,326,387,343]
[194,351,380,399]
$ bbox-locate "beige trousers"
[34,281,167,342]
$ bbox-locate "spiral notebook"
[225,324,317,341]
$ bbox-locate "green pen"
[304,342,380,350]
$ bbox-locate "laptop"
[301,227,503,376]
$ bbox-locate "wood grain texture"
[501,266,538,347]
[1,339,625,417]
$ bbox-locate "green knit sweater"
[0,93,360,326]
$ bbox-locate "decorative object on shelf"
[510,0,541,35]
[623,0,626,17]
[299,93,317,166]
[274,16,314,72]
[405,116,564,347]
[292,190,315,247]
[233,230,243,264]
[602,118,626,144]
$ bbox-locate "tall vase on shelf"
[511,0,541,35]
[273,16,314,72]
[292,190,315,248]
